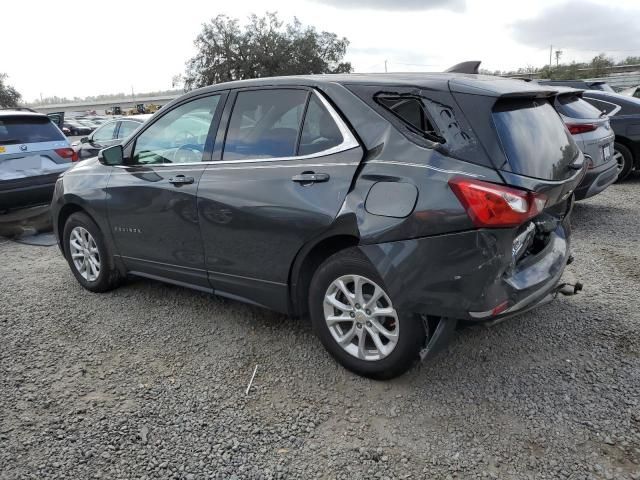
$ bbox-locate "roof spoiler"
[444,61,481,74]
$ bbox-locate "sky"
[3,0,640,102]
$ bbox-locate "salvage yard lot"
[1,178,639,480]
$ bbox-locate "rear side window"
[299,95,343,156]
[375,95,441,142]
[0,116,65,145]
[493,99,579,180]
[117,120,140,139]
[556,95,602,119]
[93,122,117,142]
[223,89,308,160]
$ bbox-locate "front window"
[132,95,219,165]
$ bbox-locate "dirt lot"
[1,177,639,480]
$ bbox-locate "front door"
[106,93,225,289]
[198,87,363,310]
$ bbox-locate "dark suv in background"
[52,74,585,379]
[581,90,640,180]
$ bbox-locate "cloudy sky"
[3,0,640,102]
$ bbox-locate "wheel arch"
[289,232,360,318]
[56,203,90,251]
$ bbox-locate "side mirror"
[98,145,124,166]
[80,137,89,144]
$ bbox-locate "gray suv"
[0,111,75,212]
[52,74,586,379]
[552,88,617,199]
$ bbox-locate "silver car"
[0,110,75,212]
[552,88,618,200]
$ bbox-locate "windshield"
[493,99,580,180]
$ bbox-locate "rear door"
[197,87,363,311]
[46,112,65,130]
[106,93,225,288]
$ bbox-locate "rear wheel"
[614,142,634,181]
[309,248,426,379]
[63,212,121,292]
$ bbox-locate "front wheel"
[63,212,121,292]
[309,248,426,379]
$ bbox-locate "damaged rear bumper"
[358,220,574,323]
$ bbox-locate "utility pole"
[549,45,553,76]
[384,60,388,73]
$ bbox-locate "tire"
[614,142,634,182]
[309,248,426,380]
[63,212,121,293]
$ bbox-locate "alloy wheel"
[613,149,625,173]
[69,226,101,282]
[323,274,399,361]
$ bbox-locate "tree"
[590,53,614,77]
[0,73,21,108]
[184,12,352,90]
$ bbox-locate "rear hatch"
[0,114,72,183]
[448,80,586,208]
[449,79,587,283]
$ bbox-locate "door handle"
[291,172,330,184]
[169,175,195,185]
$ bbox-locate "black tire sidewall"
[309,249,426,380]
[615,143,634,182]
[63,212,118,292]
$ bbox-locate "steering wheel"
[175,131,196,144]
[172,144,203,164]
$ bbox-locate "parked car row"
[72,114,151,161]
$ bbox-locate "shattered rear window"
[375,95,443,143]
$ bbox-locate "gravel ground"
[1,176,639,480]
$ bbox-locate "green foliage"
[184,12,352,90]
[491,54,640,79]
[26,89,183,107]
[0,73,21,108]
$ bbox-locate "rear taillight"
[449,178,547,228]
[55,147,78,162]
[565,123,598,135]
